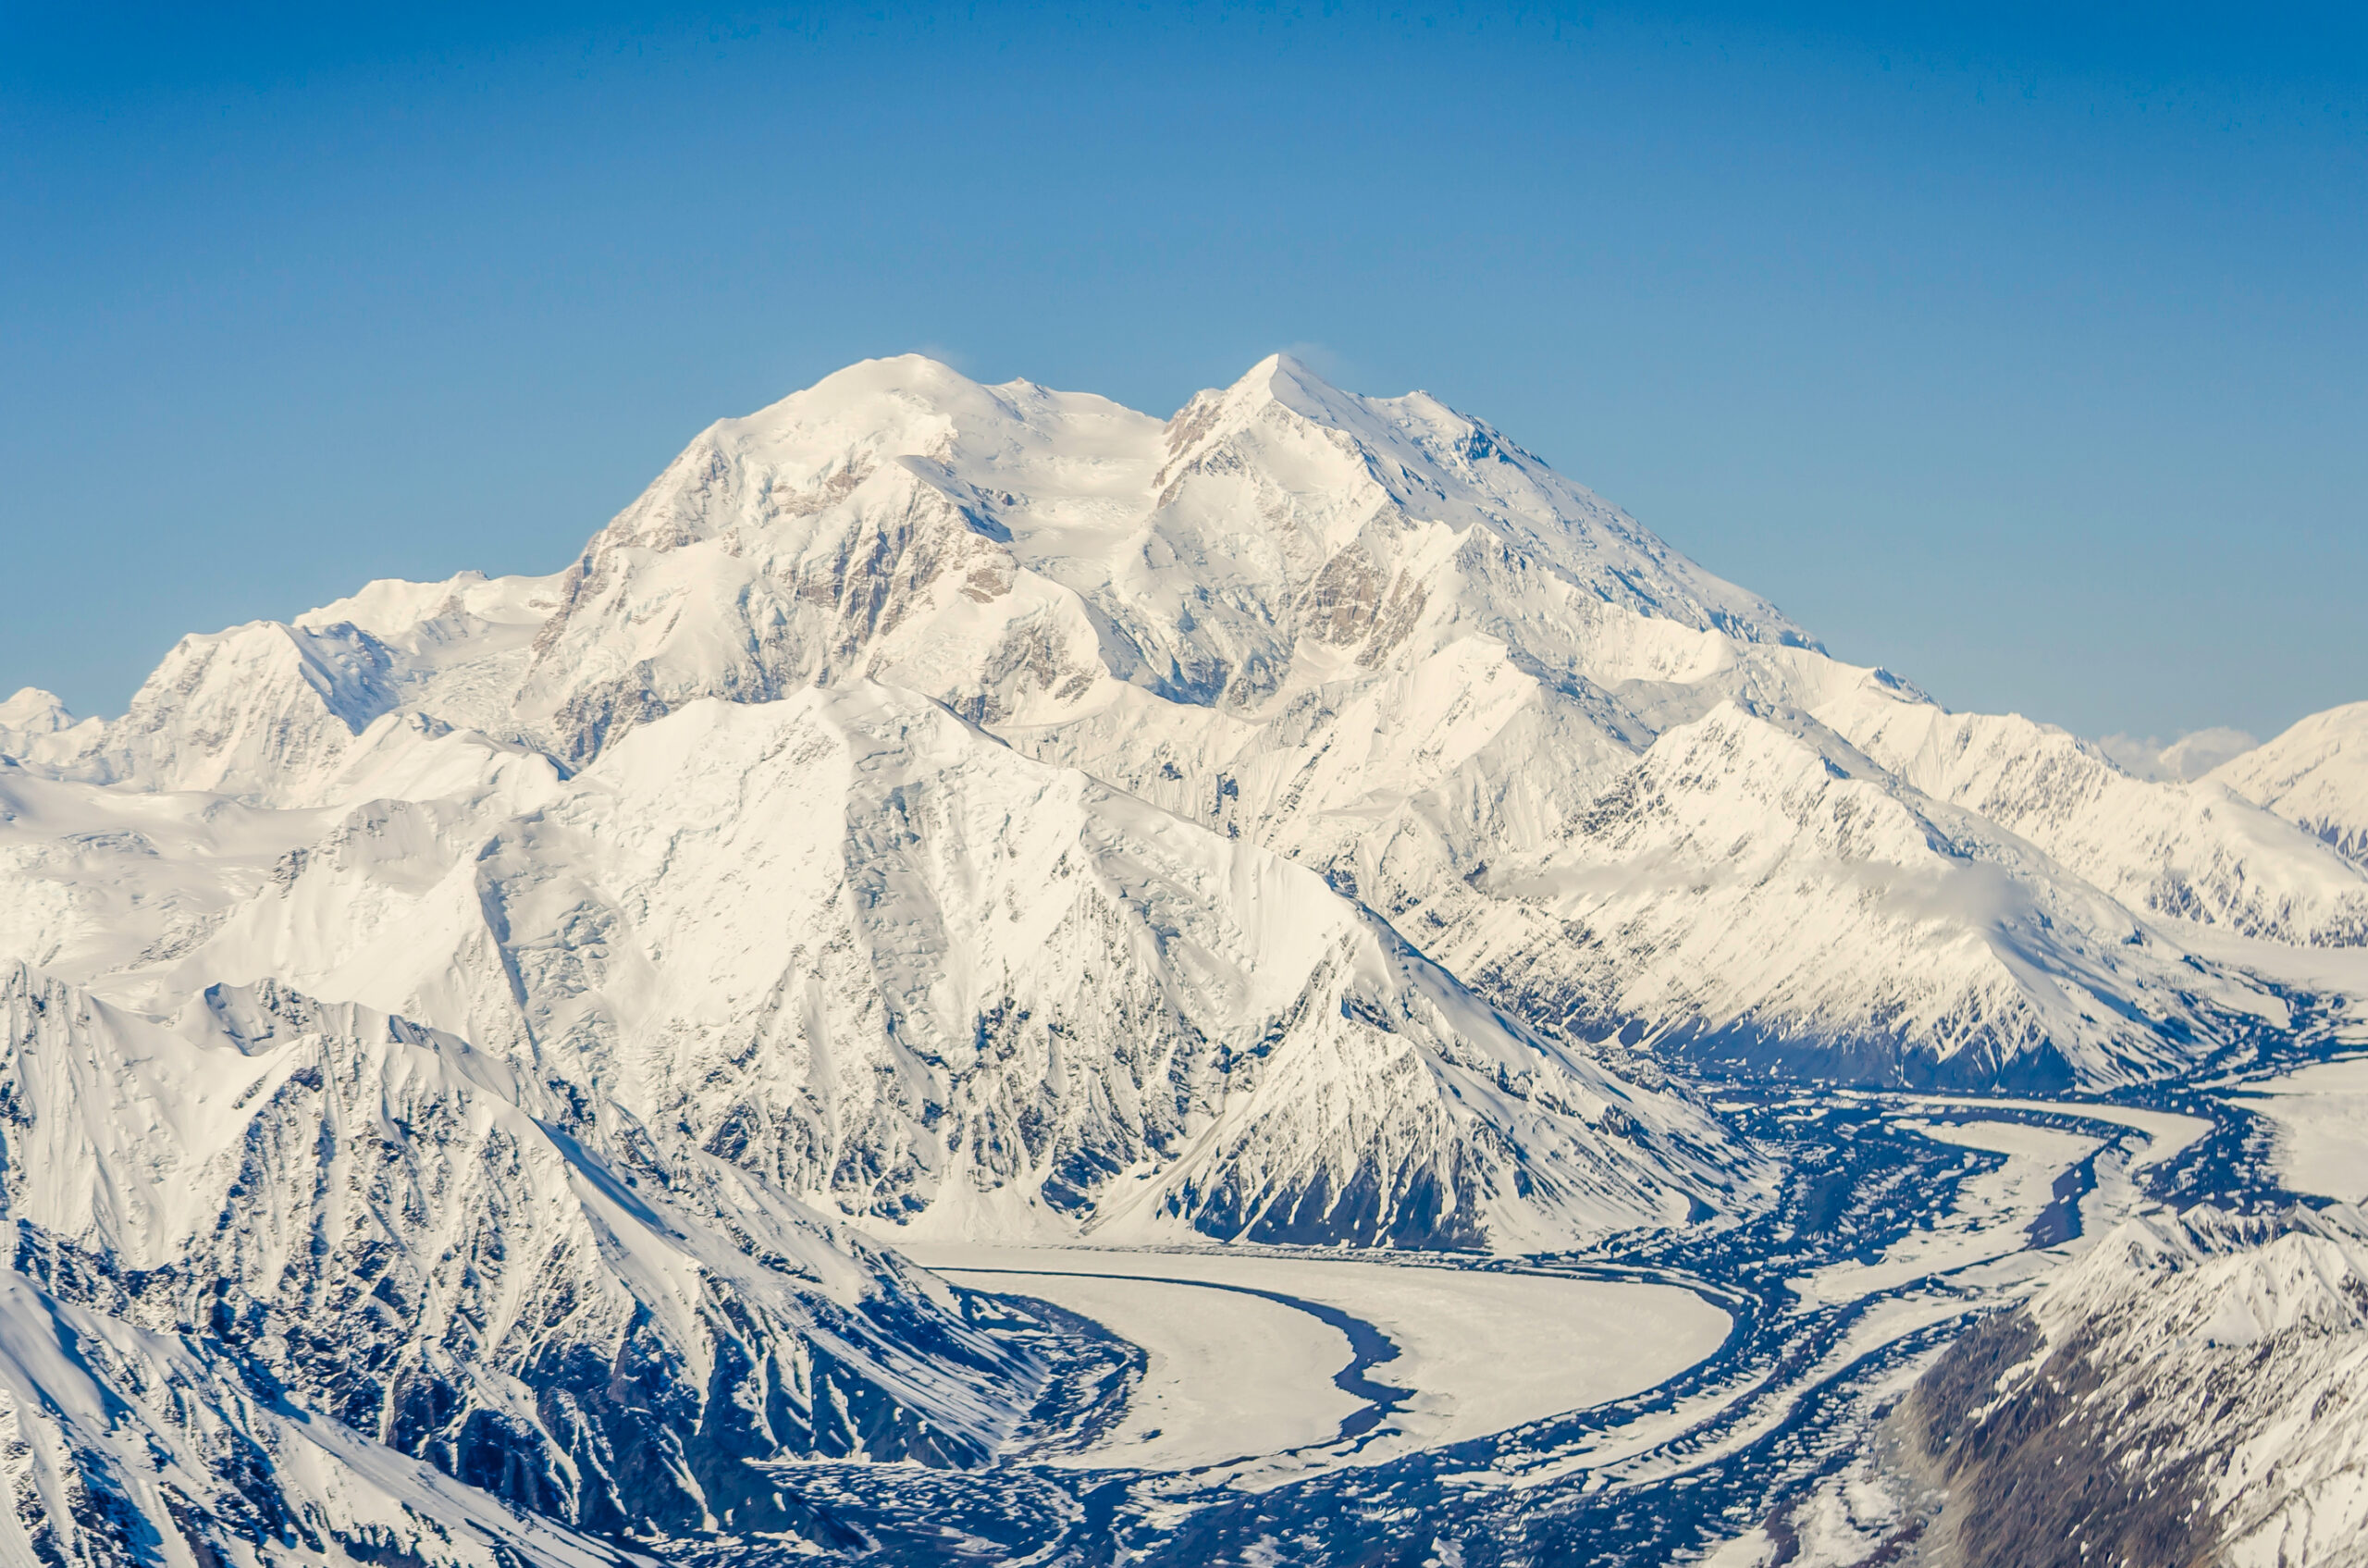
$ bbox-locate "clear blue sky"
[4,3,2362,743]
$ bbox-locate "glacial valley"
[4,353,2366,1567]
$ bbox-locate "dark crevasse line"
[951,1268,1413,1445]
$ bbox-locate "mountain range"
[3,352,2364,1564]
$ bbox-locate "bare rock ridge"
[1819,1207,2368,1568]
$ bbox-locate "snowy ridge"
[18,686,1760,1250]
[1819,689,2368,947]
[1741,1204,2368,1568]
[1940,1206,2368,1566]
[1440,700,2273,1089]
[2214,700,2368,867]
[2099,725,2259,783]
[0,1266,631,1568]
[0,963,1086,1547]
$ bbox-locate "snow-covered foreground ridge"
[1730,1204,2368,1568]
[0,961,1119,1561]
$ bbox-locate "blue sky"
[3,3,2362,742]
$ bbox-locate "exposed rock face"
[1902,1310,2214,1568]
[1885,1208,2368,1568]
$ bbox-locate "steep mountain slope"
[1742,1205,2368,1568]
[1430,703,2266,1089]
[105,685,1758,1250]
[0,725,562,1020]
[1814,685,2368,947]
[1900,1206,2368,1567]
[0,964,1088,1540]
[0,1266,629,1568]
[6,353,2358,1094]
[2214,700,2368,865]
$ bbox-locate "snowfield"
[2229,1056,2368,1202]
[941,1266,1361,1470]
[905,1243,1729,1470]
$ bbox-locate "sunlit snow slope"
[2214,700,2368,867]
[14,352,2356,1088]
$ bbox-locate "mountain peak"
[733,351,993,436]
[0,686,92,769]
[1207,350,1360,423]
[0,687,73,734]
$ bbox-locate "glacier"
[4,350,2366,1564]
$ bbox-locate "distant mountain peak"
[0,686,72,733]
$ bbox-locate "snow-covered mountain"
[1915,1207,2368,1566]
[0,355,1830,1555]
[1431,701,2278,1089]
[0,688,92,767]
[2214,701,2368,867]
[0,964,1104,1548]
[5,350,2365,1558]
[18,352,2355,1087]
[1817,691,2368,948]
[5,684,1757,1252]
[9,355,2362,1093]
